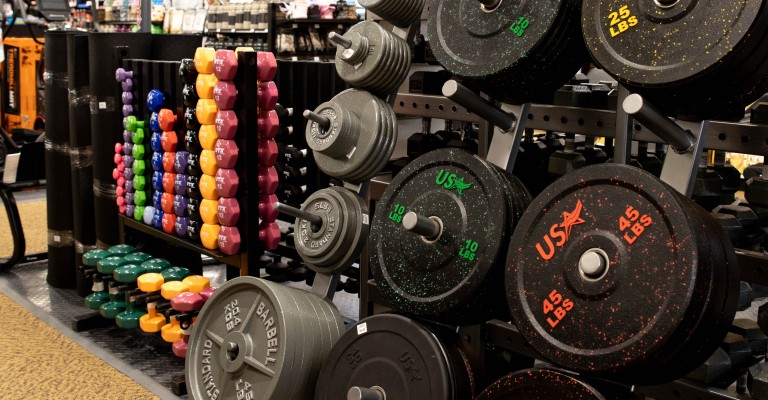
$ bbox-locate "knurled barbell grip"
[622,94,695,154]
[347,386,385,400]
[402,211,441,240]
[273,202,324,227]
[442,80,515,131]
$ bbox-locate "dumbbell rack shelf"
[356,92,768,400]
[118,215,247,274]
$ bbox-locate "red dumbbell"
[161,192,175,214]
[258,139,278,167]
[217,197,241,226]
[215,110,238,140]
[161,131,178,152]
[215,168,239,198]
[258,81,278,110]
[214,139,239,169]
[259,221,280,250]
[162,152,176,173]
[258,167,278,194]
[218,226,241,255]
[162,213,177,234]
[162,172,177,194]
[258,110,279,140]
[158,109,178,132]
[258,194,278,222]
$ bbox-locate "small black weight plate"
[314,314,453,400]
[185,277,296,400]
[369,149,511,324]
[582,0,762,86]
[506,164,736,384]
[476,369,606,400]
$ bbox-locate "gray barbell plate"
[318,187,369,275]
[306,102,360,159]
[346,96,395,182]
[294,189,348,264]
[186,277,297,400]
[360,0,424,28]
[275,284,314,400]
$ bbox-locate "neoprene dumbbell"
[215,110,238,140]
[200,199,219,225]
[161,192,175,214]
[185,130,201,153]
[162,172,177,194]
[174,174,188,195]
[188,218,202,241]
[162,213,177,234]
[114,263,148,329]
[257,51,277,81]
[200,150,219,176]
[185,107,201,130]
[158,108,177,132]
[175,151,189,173]
[149,112,161,133]
[187,175,202,199]
[173,194,188,216]
[124,115,145,133]
[214,139,238,169]
[218,226,241,255]
[187,198,201,220]
[200,174,219,200]
[82,249,113,309]
[258,139,278,166]
[196,99,218,125]
[259,221,280,250]
[175,216,190,237]
[200,223,221,250]
[151,131,163,152]
[257,194,278,222]
[258,81,278,110]
[214,49,238,81]
[258,166,279,194]
[147,89,165,113]
[162,132,178,152]
[152,152,163,172]
[163,152,176,173]
[183,84,199,107]
[213,80,238,110]
[216,168,239,197]
[199,125,218,151]
[194,47,216,74]
[152,209,165,229]
[116,67,134,82]
[172,287,217,358]
[196,74,218,100]
[258,110,279,139]
[152,171,164,191]
[179,58,198,85]
[143,206,156,225]
[217,197,241,226]
[133,206,144,221]
[97,258,132,318]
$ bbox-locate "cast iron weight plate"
[506,164,739,384]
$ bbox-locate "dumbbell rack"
[117,50,264,278]
[359,90,768,400]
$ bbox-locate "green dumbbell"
[97,257,133,316]
[132,127,145,144]
[82,249,112,310]
[107,244,135,256]
[161,267,192,282]
[114,263,149,329]
[134,206,146,222]
[140,258,172,273]
[124,252,152,264]
[124,115,145,133]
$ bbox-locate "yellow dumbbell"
[196,99,218,125]
[196,73,218,100]
[182,275,211,294]
[199,124,218,151]
[200,199,220,225]
[199,174,219,200]
[200,223,221,250]
[200,150,219,176]
[194,47,216,74]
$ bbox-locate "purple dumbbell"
[125,180,134,193]
[217,197,240,226]
[122,105,134,117]
[122,91,134,105]
[215,168,239,198]
[126,204,135,218]
[122,78,133,92]
[123,142,133,156]
[173,194,189,216]
[174,174,188,195]
[123,156,135,167]
[125,191,135,206]
[174,216,190,237]
[122,129,132,142]
[124,168,135,180]
[174,151,189,174]
[214,139,238,169]
[115,68,134,82]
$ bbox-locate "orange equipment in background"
[1,37,44,133]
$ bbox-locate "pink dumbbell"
[200,286,217,302]
[258,167,278,194]
[214,49,238,81]
[218,226,241,255]
[257,52,277,82]
[258,81,278,110]
[115,142,123,154]
[213,80,238,110]
[114,153,124,165]
[215,168,239,198]
[258,110,279,139]
[215,110,238,140]
[258,194,278,222]
[259,221,280,250]
[258,139,278,167]
[217,197,241,226]
[170,292,205,358]
[214,139,238,169]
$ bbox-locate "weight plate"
[314,314,453,400]
[274,284,311,400]
[186,277,297,400]
[505,164,738,383]
[350,96,396,182]
[476,369,606,400]
[360,0,424,28]
[370,149,514,324]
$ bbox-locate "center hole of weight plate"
[402,212,444,244]
[578,248,609,281]
[653,0,679,8]
[479,0,501,12]
[226,342,240,361]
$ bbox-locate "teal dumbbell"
[140,258,172,274]
[114,263,149,329]
[107,244,136,256]
[124,252,152,264]
[82,249,112,310]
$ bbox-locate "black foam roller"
[88,33,151,247]
[44,31,75,288]
[68,34,95,296]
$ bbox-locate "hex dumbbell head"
[258,110,279,139]
[132,175,146,191]
[134,190,147,207]
[124,115,145,132]
[185,107,201,130]
[114,153,123,166]
[150,132,163,152]
[259,221,280,250]
[194,47,216,74]
[174,151,189,174]
[161,280,190,300]
[173,194,189,216]
[258,81,278,110]
[196,74,218,100]
[174,173,188,195]
[187,198,201,219]
[200,199,219,225]
[214,49,238,81]
[257,51,277,82]
[122,91,134,105]
[183,84,199,107]
[158,109,178,132]
[257,194,278,222]
[188,218,202,241]
[200,150,219,176]
[143,206,156,225]
[162,131,179,152]
[122,105,134,118]
[215,110,238,140]
[218,226,241,255]
[182,275,210,294]
[152,171,164,191]
[175,216,190,237]
[152,191,163,209]
[121,78,133,92]
[196,99,218,125]
[199,174,219,200]
[214,139,239,169]
[161,192,175,214]
[131,128,145,145]
[162,172,177,194]
[187,175,202,199]
[146,89,166,113]
[162,266,191,282]
[199,124,219,151]
[200,286,217,302]
[200,223,221,250]
[213,80,238,110]
[217,197,241,226]
[179,58,198,84]
[137,272,165,293]
[258,166,279,194]
[163,152,177,173]
[162,213,177,234]
[131,144,146,160]
[187,153,202,176]
[152,209,165,229]
[141,258,172,274]
[132,159,146,176]
[185,130,201,153]
[171,291,204,312]
[150,112,161,133]
[115,67,134,82]
[114,263,147,283]
[216,168,239,197]
[258,139,278,167]
[123,142,133,155]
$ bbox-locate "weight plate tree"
[369,149,531,325]
[476,369,606,400]
[426,0,588,103]
[185,277,344,399]
[506,164,739,384]
[314,314,476,400]
[293,187,369,275]
[582,0,768,120]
